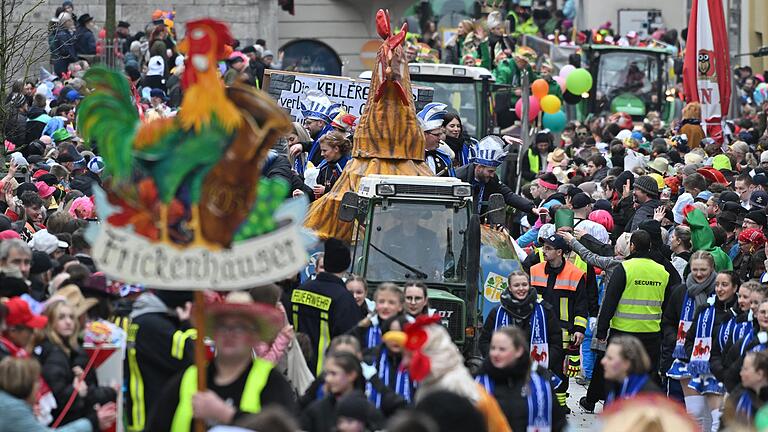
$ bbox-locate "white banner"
[91,223,306,290]
[263,70,433,120]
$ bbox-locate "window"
[280,39,342,76]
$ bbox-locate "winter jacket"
[474,359,566,432]
[124,292,195,432]
[3,111,27,147]
[660,283,688,374]
[723,385,768,426]
[148,359,297,432]
[35,339,116,427]
[596,250,673,341]
[300,390,384,432]
[479,301,563,378]
[287,272,360,375]
[625,198,662,232]
[74,26,96,56]
[262,151,314,199]
[568,237,622,296]
[0,390,94,432]
[455,163,535,216]
[51,29,77,76]
[591,166,609,182]
[531,260,589,335]
[25,107,50,146]
[724,324,763,392]
[684,295,740,379]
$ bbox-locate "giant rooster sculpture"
[78,18,291,249]
[304,9,433,241]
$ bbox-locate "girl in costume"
[442,113,477,167]
[403,281,435,320]
[366,315,416,414]
[683,267,742,432]
[602,335,661,406]
[353,283,405,354]
[722,350,768,427]
[313,130,351,200]
[474,326,566,431]
[723,293,768,392]
[383,315,512,432]
[346,275,374,319]
[300,351,384,432]
[478,271,563,386]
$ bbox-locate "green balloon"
[566,68,593,95]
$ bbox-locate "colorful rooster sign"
[79,18,309,290]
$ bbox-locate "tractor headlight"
[376,184,396,196]
[453,185,472,197]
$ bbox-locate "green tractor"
[581,44,676,123]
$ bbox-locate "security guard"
[125,290,196,432]
[529,234,588,413]
[579,230,671,412]
[288,238,360,375]
[147,292,296,431]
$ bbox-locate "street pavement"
[567,378,602,431]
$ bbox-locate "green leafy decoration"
[234,178,290,241]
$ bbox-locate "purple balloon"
[553,76,567,93]
[559,65,576,79]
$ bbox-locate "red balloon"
[515,96,541,122]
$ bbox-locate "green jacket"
[544,75,563,99]
[686,209,733,271]
[493,59,536,87]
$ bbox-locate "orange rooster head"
[178,18,234,87]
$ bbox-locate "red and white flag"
[682,0,731,143]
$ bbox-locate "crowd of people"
[3,1,768,432]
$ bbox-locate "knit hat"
[323,238,351,273]
[712,154,732,171]
[739,228,766,248]
[744,210,767,227]
[336,393,371,423]
[634,175,659,197]
[613,170,635,192]
[30,250,53,274]
[594,199,612,212]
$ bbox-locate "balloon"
[566,68,593,95]
[542,111,567,132]
[531,79,549,99]
[563,90,582,105]
[540,95,562,114]
[559,64,576,79]
[514,96,541,122]
[553,76,567,93]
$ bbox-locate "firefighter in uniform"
[529,234,588,413]
[288,238,360,375]
[125,291,196,432]
[147,292,296,431]
[580,229,671,412]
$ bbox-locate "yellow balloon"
[540,94,562,114]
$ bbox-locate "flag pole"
[194,291,207,432]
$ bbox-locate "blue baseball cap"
[65,89,83,101]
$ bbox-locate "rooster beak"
[177,38,188,54]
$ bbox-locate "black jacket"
[74,26,96,55]
[300,390,384,432]
[596,252,673,340]
[124,293,195,431]
[520,147,547,181]
[455,163,535,216]
[36,339,116,427]
[475,359,566,432]
[684,295,740,382]
[625,198,662,232]
[660,282,687,374]
[287,273,360,374]
[724,324,762,392]
[262,151,314,199]
[479,301,563,379]
[148,360,296,432]
[532,260,589,335]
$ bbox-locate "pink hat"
[0,230,21,240]
[35,181,56,199]
[69,196,95,219]
[588,209,614,232]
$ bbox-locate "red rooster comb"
[376,9,407,49]
[184,18,234,60]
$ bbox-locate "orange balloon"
[531,79,549,99]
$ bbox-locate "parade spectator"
[346,275,373,318]
[289,238,359,376]
[74,14,96,57]
[51,13,78,77]
[602,335,661,406]
[475,326,566,431]
[353,283,405,353]
[442,113,478,167]
[403,281,433,319]
[314,130,351,199]
[149,292,296,431]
